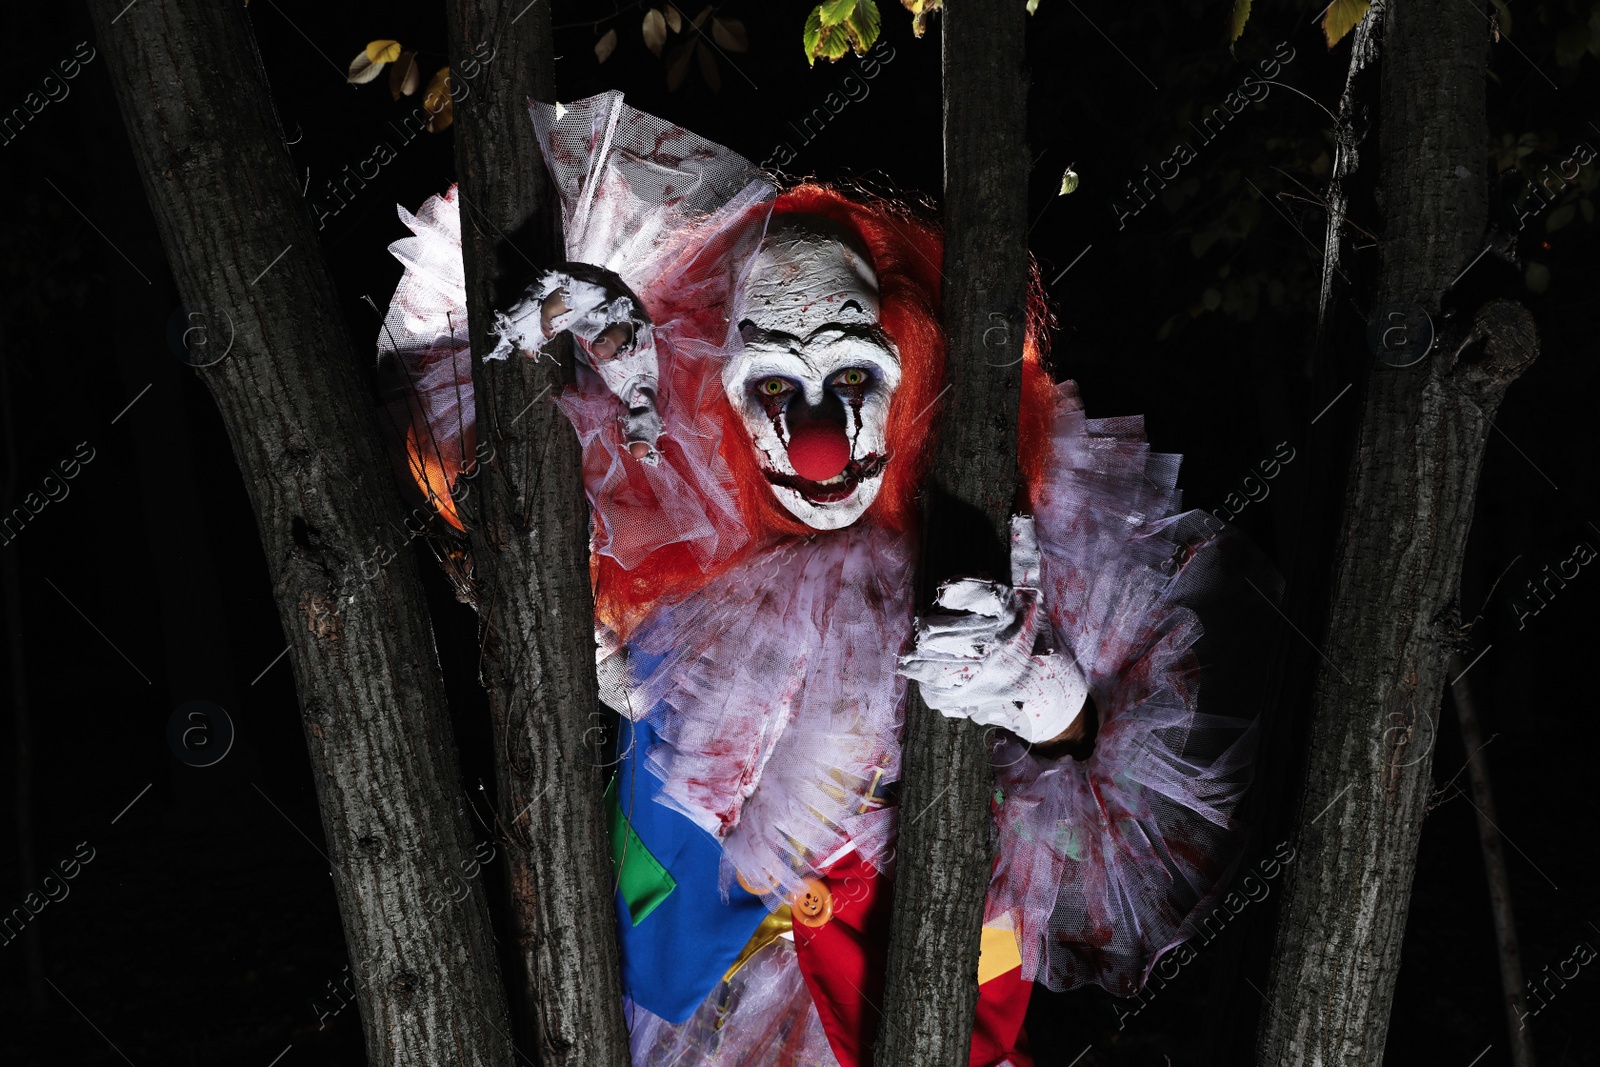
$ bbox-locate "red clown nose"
[786,421,851,482]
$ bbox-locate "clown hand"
[488,264,661,464]
[897,516,1089,746]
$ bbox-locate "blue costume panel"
[610,716,769,1023]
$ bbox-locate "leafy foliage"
[421,66,453,133]
[591,5,748,92]
[803,0,882,64]
[1228,0,1251,47]
[1321,0,1371,47]
[901,0,941,37]
[346,39,447,131]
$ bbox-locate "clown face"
[723,217,902,530]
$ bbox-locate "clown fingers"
[899,575,1087,745]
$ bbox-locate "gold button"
[791,879,833,928]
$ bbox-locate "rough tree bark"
[878,0,1030,1063]
[1257,2,1538,1063]
[442,2,632,1064]
[88,3,515,1065]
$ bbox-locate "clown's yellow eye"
[838,369,867,386]
[760,378,788,396]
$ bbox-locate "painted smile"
[762,453,888,504]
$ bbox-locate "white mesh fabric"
[623,939,838,1066]
[532,92,778,571]
[373,91,1285,1019]
[376,92,779,570]
[376,187,475,498]
[531,91,771,296]
[986,379,1282,995]
[622,523,913,903]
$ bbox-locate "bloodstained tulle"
[375,92,1283,1037]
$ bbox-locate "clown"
[378,92,1278,1067]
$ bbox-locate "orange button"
[791,879,833,927]
[736,870,775,896]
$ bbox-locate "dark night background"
[2,0,1598,1064]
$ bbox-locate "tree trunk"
[878,1,1030,1063]
[1257,3,1538,1063]
[87,4,515,1065]
[442,2,632,1064]
[1449,654,1537,1067]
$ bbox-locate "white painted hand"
[897,516,1089,745]
[488,265,662,464]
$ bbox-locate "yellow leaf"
[430,98,453,133]
[347,50,384,84]
[643,9,667,56]
[389,50,420,100]
[1228,0,1251,45]
[713,17,749,52]
[595,28,619,63]
[423,66,453,133]
[900,0,941,37]
[366,39,402,64]
[1321,0,1370,47]
[1026,0,1041,12]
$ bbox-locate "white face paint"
[723,218,902,530]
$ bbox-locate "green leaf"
[1546,203,1576,232]
[817,0,857,26]
[844,0,881,54]
[1190,227,1223,259]
[1058,167,1079,195]
[1524,262,1550,293]
[1026,0,1042,12]
[1228,0,1251,46]
[804,5,854,64]
[1321,0,1370,47]
[1555,25,1592,67]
